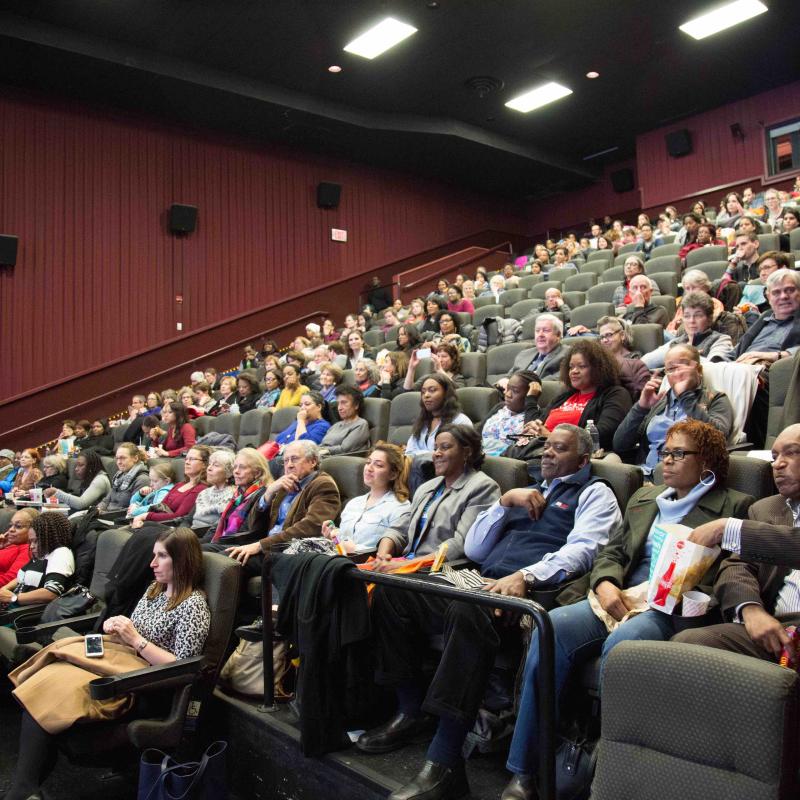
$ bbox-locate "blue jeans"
[506,601,676,776]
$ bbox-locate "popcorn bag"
[647,524,720,614]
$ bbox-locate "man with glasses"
[622,275,669,327]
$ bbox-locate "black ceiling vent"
[464,76,504,99]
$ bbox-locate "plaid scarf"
[212,483,262,542]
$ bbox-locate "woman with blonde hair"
[35,455,69,492]
[323,442,412,552]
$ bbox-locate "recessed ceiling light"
[343,17,418,60]
[505,82,573,113]
[586,71,600,79]
[328,65,342,73]
[679,0,767,40]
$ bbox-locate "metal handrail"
[400,240,513,291]
[259,554,556,800]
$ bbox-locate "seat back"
[517,274,544,290]
[473,304,505,327]
[389,392,420,446]
[363,328,385,348]
[766,355,798,448]
[414,358,435,381]
[474,295,502,309]
[210,413,241,441]
[481,456,528,493]
[546,268,574,285]
[686,245,728,268]
[190,416,213,437]
[790,228,800,250]
[89,528,133,601]
[601,266,625,283]
[630,323,664,356]
[341,369,356,387]
[689,260,729,282]
[456,386,500,424]
[758,233,780,251]
[529,281,562,300]
[498,288,528,307]
[649,272,678,297]
[197,552,242,683]
[569,302,614,331]
[538,380,565,409]
[578,261,607,277]
[362,397,390,446]
[112,425,128,445]
[508,298,543,320]
[593,640,800,800]
[460,352,487,387]
[319,456,367,507]
[562,291,586,309]
[237,408,272,449]
[587,250,614,266]
[384,325,402,343]
[650,242,680,258]
[650,294,676,320]
[590,459,643,513]
[617,242,638,255]
[486,342,531,385]
[587,282,619,304]
[268,406,299,440]
[644,255,681,277]
[564,273,597,292]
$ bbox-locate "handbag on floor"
[138,740,227,800]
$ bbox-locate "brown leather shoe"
[388,760,469,800]
[355,713,434,754]
[500,773,537,800]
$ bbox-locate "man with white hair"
[480,274,506,302]
[497,314,568,389]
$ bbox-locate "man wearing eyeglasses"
[679,424,800,662]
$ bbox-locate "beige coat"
[9,635,146,733]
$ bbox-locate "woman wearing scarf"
[98,443,150,512]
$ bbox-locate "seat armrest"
[99,509,128,522]
[89,655,205,700]
[213,529,262,547]
[15,611,103,643]
[0,602,49,626]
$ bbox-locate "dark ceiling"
[0,0,797,199]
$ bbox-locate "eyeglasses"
[598,331,621,342]
[657,448,699,462]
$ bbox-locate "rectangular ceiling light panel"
[505,82,573,113]
[679,0,767,40]
[344,17,418,59]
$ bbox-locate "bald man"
[676,423,800,660]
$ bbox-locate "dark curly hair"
[558,339,620,391]
[396,324,422,352]
[665,419,729,486]
[436,423,485,470]
[412,374,462,439]
[32,512,72,557]
[76,449,105,494]
[435,310,461,335]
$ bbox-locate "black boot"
[500,773,537,800]
[355,713,435,754]
[388,760,468,800]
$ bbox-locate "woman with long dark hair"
[405,375,472,457]
[149,401,197,458]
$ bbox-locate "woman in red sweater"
[0,508,37,585]
[131,445,210,526]
[149,402,197,458]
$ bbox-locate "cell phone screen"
[85,636,104,656]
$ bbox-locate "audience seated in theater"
[405,298,426,326]
[674,211,701,246]
[0,449,17,490]
[665,269,739,342]
[44,451,111,511]
[314,363,342,404]
[275,364,310,410]
[4,527,210,800]
[190,382,218,415]
[126,461,176,519]
[186,448,236,530]
[542,287,571,323]
[121,397,148,443]
[461,280,477,304]
[239,343,261,371]
[147,402,197,458]
[0,512,74,617]
[678,222,725,264]
[378,351,409,399]
[522,339,632,452]
[736,251,787,319]
[715,191,745,230]
[446,284,474,314]
[734,214,762,237]
[272,390,331,454]
[675,423,800,660]
[354,359,381,398]
[0,509,38,586]
[479,372,540,457]
[499,314,568,388]
[9,449,43,496]
[595,317,650,399]
[380,308,401,334]
[405,375,473,457]
[233,371,260,414]
[394,323,421,354]
[642,292,734,368]
[762,188,785,231]
[216,376,239,411]
[131,445,210,527]
[419,296,446,334]
[612,255,661,312]
[622,275,669,327]
[306,344,331,378]
[721,230,760,285]
[177,386,205,418]
[503,420,752,800]
[219,441,340,573]
[262,354,282,375]
[322,443,412,552]
[778,206,799,251]
[322,318,340,344]
[145,392,163,416]
[35,455,69,492]
[595,234,614,254]
[550,245,577,273]
[405,343,466,391]
[614,345,734,475]
[51,419,76,457]
[344,330,374,369]
[502,264,520,288]
[480,275,506,303]
[356,425,619,800]
[319,386,370,457]
[97,443,150,512]
[635,222,658,260]
[428,311,471,353]
[74,418,115,456]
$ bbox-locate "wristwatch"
[523,572,536,596]
[9,592,18,604]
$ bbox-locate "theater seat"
[210,413,241,441]
[363,329,385,348]
[547,268,576,285]
[508,298,543,321]
[644,255,681,277]
[593,641,800,800]
[685,245,728,268]
[481,456,528,493]
[629,323,664,356]
[589,459,643,512]
[766,355,797,448]
[529,281,562,300]
[649,272,678,297]
[650,294,676,320]
[486,343,531,385]
[456,387,500,424]
[268,407,299,440]
[389,392,420,446]
[601,266,625,283]
[319,456,367,508]
[460,352,487,387]
[473,304,505,327]
[569,302,615,331]
[650,243,680,258]
[362,397,390,445]
[191,416,212,437]
[587,250,614,267]
[564,273,597,293]
[587,282,619,304]
[237,408,272,449]
[499,288,528,307]
[517,274,544,291]
[690,260,728,282]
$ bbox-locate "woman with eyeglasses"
[502,419,752,800]
[595,316,650,399]
[0,509,37,586]
[614,344,734,476]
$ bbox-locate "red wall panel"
[0,89,528,402]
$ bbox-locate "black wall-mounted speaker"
[169,204,198,234]
[610,168,635,193]
[0,235,19,266]
[665,129,692,158]
[317,182,341,209]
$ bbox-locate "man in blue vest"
[356,424,622,800]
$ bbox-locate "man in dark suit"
[498,313,568,389]
[677,423,800,659]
